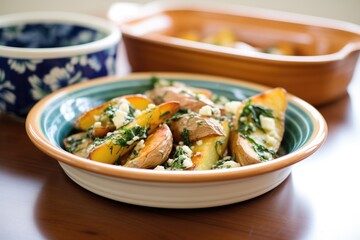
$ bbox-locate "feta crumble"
[199,105,221,117]
[182,157,193,168]
[224,101,242,115]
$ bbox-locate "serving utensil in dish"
[26,72,327,208]
[112,2,360,105]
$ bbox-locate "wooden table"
[1,59,360,239]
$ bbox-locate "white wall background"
[0,0,359,25]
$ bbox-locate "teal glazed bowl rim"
[25,72,327,183]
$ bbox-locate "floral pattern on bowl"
[0,12,120,117]
[0,23,106,48]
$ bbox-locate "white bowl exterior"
[59,162,292,208]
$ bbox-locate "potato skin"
[124,124,173,169]
[147,86,214,113]
[229,131,261,166]
[169,114,225,144]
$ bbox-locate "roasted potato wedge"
[88,101,180,164]
[91,125,115,138]
[74,94,153,131]
[230,88,287,165]
[147,86,214,112]
[123,124,173,168]
[191,120,230,170]
[169,114,225,144]
[63,132,93,158]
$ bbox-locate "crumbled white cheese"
[154,165,165,170]
[212,94,230,107]
[259,115,279,148]
[222,160,240,168]
[113,109,128,129]
[133,139,145,152]
[224,101,242,115]
[126,136,140,145]
[182,157,193,169]
[180,145,192,158]
[134,109,141,117]
[260,115,276,132]
[262,151,273,160]
[146,104,156,111]
[239,116,247,122]
[196,140,203,146]
[167,158,174,165]
[111,101,133,129]
[265,134,277,147]
[199,105,212,116]
[199,105,221,117]
[196,93,209,102]
[93,121,101,128]
[119,102,130,112]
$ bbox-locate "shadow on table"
[34,170,313,240]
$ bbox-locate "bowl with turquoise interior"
[0,11,120,117]
[25,72,327,208]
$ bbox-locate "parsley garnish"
[169,108,188,121]
[181,128,190,146]
[212,156,235,169]
[65,136,87,153]
[237,100,276,161]
[114,126,147,147]
[164,146,191,170]
[238,100,274,134]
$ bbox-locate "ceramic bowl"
[0,11,120,117]
[113,2,360,105]
[25,72,327,208]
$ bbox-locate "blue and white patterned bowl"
[26,73,327,208]
[0,12,120,117]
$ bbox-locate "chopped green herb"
[114,126,147,147]
[215,140,224,157]
[169,108,188,121]
[103,104,117,121]
[237,100,276,161]
[181,128,191,146]
[65,136,86,153]
[160,110,171,118]
[212,156,236,169]
[196,120,203,126]
[243,135,275,161]
[238,100,274,134]
[164,146,192,170]
[113,159,121,165]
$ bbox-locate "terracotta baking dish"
[115,2,360,105]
